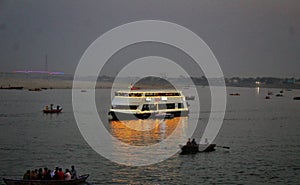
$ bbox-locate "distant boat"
[3,174,89,185]
[43,104,62,113]
[28,88,41,91]
[293,97,300,100]
[0,86,23,90]
[43,108,62,113]
[267,91,273,95]
[276,94,283,97]
[229,93,240,96]
[179,144,216,155]
[265,96,271,99]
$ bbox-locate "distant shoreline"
[1,77,300,90]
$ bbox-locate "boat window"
[129,105,139,110]
[145,92,181,96]
[158,104,167,110]
[115,92,143,97]
[158,103,175,109]
[142,104,149,111]
[116,91,181,97]
[115,92,129,96]
[145,93,157,96]
[135,93,143,97]
[178,103,184,108]
[166,103,175,109]
[129,93,143,97]
[142,104,156,111]
[163,92,180,96]
[113,105,138,110]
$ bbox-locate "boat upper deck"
[114,90,183,97]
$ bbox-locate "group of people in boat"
[44,104,61,111]
[186,138,197,146]
[22,165,77,181]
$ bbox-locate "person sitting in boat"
[50,104,53,110]
[43,169,52,180]
[58,168,65,180]
[64,169,72,180]
[29,169,37,180]
[186,138,191,146]
[36,168,43,180]
[70,165,77,179]
[53,167,59,180]
[56,105,60,110]
[191,138,197,145]
[23,170,30,180]
[43,167,48,177]
[45,106,49,111]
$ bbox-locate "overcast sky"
[0,0,299,78]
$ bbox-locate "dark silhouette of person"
[191,138,197,145]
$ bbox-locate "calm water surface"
[0,87,299,184]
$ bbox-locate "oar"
[216,145,230,149]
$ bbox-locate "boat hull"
[3,174,89,185]
[180,144,216,155]
[43,109,62,114]
[108,110,189,121]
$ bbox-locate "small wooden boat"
[265,96,271,99]
[3,174,89,185]
[179,144,216,155]
[43,108,63,114]
[229,93,240,96]
[293,97,300,100]
[29,88,42,91]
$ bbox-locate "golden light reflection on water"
[110,117,188,146]
[255,86,260,95]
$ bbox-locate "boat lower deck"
[108,110,189,121]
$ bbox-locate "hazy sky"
[0,0,299,78]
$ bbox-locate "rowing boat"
[43,108,62,114]
[3,174,89,185]
[179,144,216,155]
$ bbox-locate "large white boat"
[108,89,189,120]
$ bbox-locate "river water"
[0,87,299,184]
